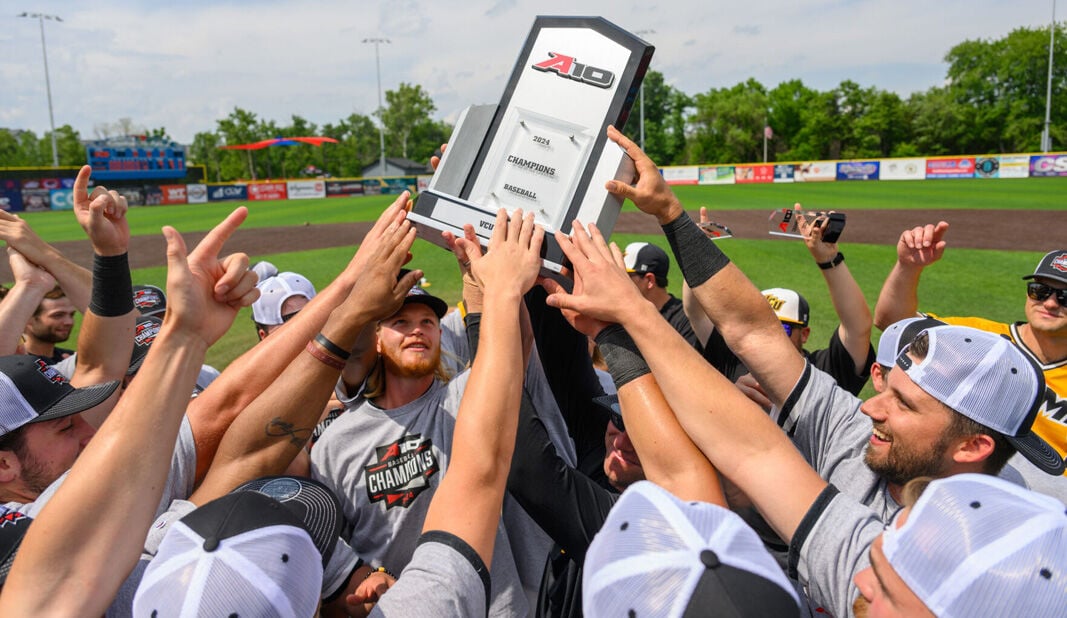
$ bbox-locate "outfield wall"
[2,152,1065,212]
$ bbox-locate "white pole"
[634,30,655,152]
[364,37,391,175]
[1042,0,1057,152]
[19,12,62,167]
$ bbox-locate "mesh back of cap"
[134,522,322,617]
[899,327,1039,435]
[884,475,1067,617]
[583,481,798,617]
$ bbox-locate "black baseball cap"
[397,268,448,319]
[623,242,670,280]
[1023,250,1067,286]
[0,355,120,438]
[0,508,32,585]
[132,285,166,317]
[127,316,163,376]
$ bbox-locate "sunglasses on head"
[608,408,626,433]
[1027,282,1067,306]
[281,310,301,323]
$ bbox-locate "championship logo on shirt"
[365,434,439,509]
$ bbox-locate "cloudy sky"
[0,1,1058,144]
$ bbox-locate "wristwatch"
[818,252,844,270]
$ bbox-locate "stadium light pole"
[1041,0,1057,152]
[364,37,391,176]
[634,29,655,152]
[18,12,62,167]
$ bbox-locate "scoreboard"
[86,140,187,180]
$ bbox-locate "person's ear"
[800,327,811,345]
[951,433,996,466]
[0,450,22,483]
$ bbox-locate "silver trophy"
[410,16,654,272]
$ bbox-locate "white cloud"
[0,0,1056,143]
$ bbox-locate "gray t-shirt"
[371,530,490,617]
[312,375,528,617]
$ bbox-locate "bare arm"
[0,209,258,616]
[68,166,137,403]
[0,250,55,355]
[545,222,827,543]
[797,210,872,372]
[186,193,413,482]
[421,209,543,567]
[190,220,420,502]
[873,221,949,330]
[0,207,91,313]
[603,125,804,408]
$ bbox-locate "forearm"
[873,262,923,329]
[188,273,355,481]
[821,263,873,368]
[681,281,713,345]
[0,285,48,355]
[72,253,136,401]
[620,303,825,541]
[617,373,724,505]
[193,307,376,501]
[1,329,206,615]
[43,252,92,313]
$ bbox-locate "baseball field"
[7,176,1065,373]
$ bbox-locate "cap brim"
[403,295,448,319]
[1023,273,1067,285]
[29,380,120,425]
[1007,432,1066,475]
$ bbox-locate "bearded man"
[311,284,529,616]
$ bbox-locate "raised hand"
[0,210,56,268]
[796,205,839,263]
[464,209,544,299]
[344,191,412,277]
[443,223,485,311]
[73,165,129,256]
[161,207,259,346]
[603,125,684,225]
[8,247,56,291]
[344,217,421,322]
[543,220,643,325]
[896,221,949,268]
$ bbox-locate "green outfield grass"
[17,179,1058,377]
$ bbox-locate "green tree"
[623,70,691,165]
[939,23,1067,152]
[52,125,86,166]
[687,78,769,163]
[321,113,379,177]
[189,131,222,182]
[216,107,263,180]
[379,83,437,160]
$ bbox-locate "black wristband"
[817,252,844,270]
[595,324,651,388]
[88,253,134,317]
[661,213,731,288]
[314,333,351,361]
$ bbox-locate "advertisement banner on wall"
[325,181,365,197]
[698,166,736,185]
[925,157,975,178]
[248,182,288,201]
[286,180,326,199]
[1,191,24,212]
[793,162,837,182]
[49,189,74,210]
[773,164,795,183]
[837,161,880,180]
[997,155,1030,178]
[1029,154,1067,176]
[207,184,247,202]
[735,164,774,184]
[117,187,146,206]
[21,189,50,212]
[361,179,383,196]
[143,186,164,205]
[662,166,700,185]
[186,184,208,204]
[880,158,926,181]
[416,175,433,193]
[381,177,416,195]
[159,185,188,205]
